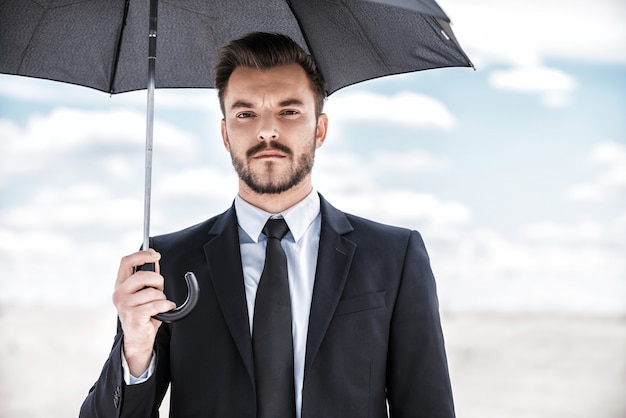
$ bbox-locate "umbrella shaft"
[143,67,154,251]
[142,0,158,251]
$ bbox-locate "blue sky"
[1,0,625,314]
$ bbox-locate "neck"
[238,178,313,214]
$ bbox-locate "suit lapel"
[304,197,356,374]
[203,206,255,382]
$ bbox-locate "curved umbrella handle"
[153,272,200,323]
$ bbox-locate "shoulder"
[320,194,424,248]
[321,198,433,279]
[342,211,428,255]
[344,211,412,236]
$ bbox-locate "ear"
[315,113,328,149]
[221,119,230,151]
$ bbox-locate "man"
[80,32,455,418]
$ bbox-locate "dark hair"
[215,32,327,116]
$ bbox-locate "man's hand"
[112,249,176,377]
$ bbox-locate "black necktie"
[253,218,296,418]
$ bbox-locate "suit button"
[113,386,121,408]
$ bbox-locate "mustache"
[246,141,293,158]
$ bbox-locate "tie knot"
[263,218,289,240]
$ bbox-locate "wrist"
[122,342,153,377]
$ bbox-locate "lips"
[253,150,286,159]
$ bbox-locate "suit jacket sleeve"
[386,230,455,417]
[79,320,170,418]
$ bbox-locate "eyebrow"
[230,100,254,110]
[278,98,305,108]
[228,98,305,111]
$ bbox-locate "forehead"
[223,63,315,107]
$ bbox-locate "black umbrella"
[0,0,472,321]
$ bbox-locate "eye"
[236,112,254,119]
[281,109,299,116]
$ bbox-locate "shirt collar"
[234,190,320,243]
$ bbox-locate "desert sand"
[0,307,624,418]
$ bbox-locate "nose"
[257,118,278,142]
[258,130,278,142]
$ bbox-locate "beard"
[230,139,316,195]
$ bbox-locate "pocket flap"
[334,291,386,317]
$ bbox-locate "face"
[221,63,327,195]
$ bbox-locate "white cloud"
[370,150,449,173]
[567,141,626,202]
[0,108,200,178]
[328,189,472,227]
[488,66,578,107]
[156,89,220,112]
[0,226,127,307]
[520,220,607,243]
[0,228,74,255]
[325,91,457,131]
[443,0,624,106]
[155,166,237,199]
[0,103,221,303]
[615,212,626,236]
[0,75,105,103]
[315,151,471,228]
[0,74,219,112]
[314,148,449,197]
[334,143,626,316]
[1,186,141,230]
[588,141,626,165]
[444,0,626,67]
[102,155,138,179]
[432,225,626,315]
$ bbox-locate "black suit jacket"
[80,195,455,417]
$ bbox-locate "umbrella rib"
[284,0,327,91]
[108,0,131,94]
[343,5,392,73]
[436,18,474,69]
[16,7,50,73]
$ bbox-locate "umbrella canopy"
[0,0,472,321]
[0,0,472,95]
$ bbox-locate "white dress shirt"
[235,190,321,418]
[124,190,321,418]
